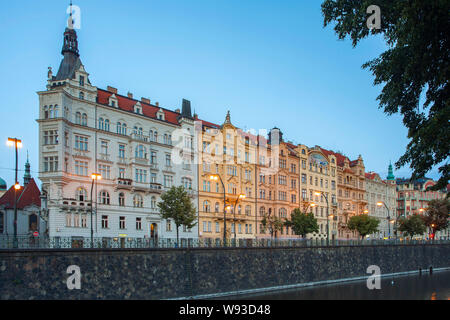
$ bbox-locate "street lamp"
[90,173,102,246]
[210,174,227,246]
[7,137,22,248]
[377,201,393,239]
[315,191,330,245]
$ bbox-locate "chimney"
[155,102,159,107]
[141,97,151,104]
[107,86,118,94]
[175,108,180,113]
[127,92,133,99]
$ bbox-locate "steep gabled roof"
[0,178,41,210]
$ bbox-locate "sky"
[0,0,437,188]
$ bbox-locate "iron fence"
[0,235,449,250]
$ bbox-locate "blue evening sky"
[0,0,435,188]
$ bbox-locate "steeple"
[54,3,83,81]
[181,99,192,118]
[387,161,395,180]
[224,110,231,125]
[24,151,31,186]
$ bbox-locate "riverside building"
[37,26,198,242]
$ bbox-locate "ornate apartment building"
[365,163,397,239]
[320,151,367,239]
[196,112,257,240]
[37,27,198,241]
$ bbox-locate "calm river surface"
[226,270,450,300]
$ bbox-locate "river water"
[227,270,450,300]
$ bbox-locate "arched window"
[138,127,143,136]
[117,122,122,134]
[259,206,265,217]
[122,123,127,135]
[54,105,59,118]
[215,202,219,213]
[99,191,110,205]
[203,200,210,212]
[76,187,87,202]
[164,134,168,144]
[149,130,153,141]
[104,119,110,131]
[44,106,49,119]
[238,205,242,215]
[182,177,192,190]
[29,214,38,231]
[98,117,104,130]
[82,113,87,126]
[245,205,251,216]
[154,131,158,142]
[75,112,81,124]
[118,193,125,206]
[49,105,54,118]
[133,194,143,208]
[151,196,156,209]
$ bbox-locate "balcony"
[99,153,110,162]
[116,178,132,190]
[60,200,91,212]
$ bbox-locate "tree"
[321,0,450,192]
[261,212,285,239]
[347,214,380,240]
[421,199,450,238]
[157,185,197,246]
[284,208,319,238]
[398,214,427,238]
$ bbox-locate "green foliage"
[321,0,450,192]
[157,185,197,245]
[347,214,380,239]
[261,212,285,239]
[284,208,319,238]
[398,214,427,238]
[421,199,450,234]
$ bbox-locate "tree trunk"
[176,225,179,248]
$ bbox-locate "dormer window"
[111,101,115,107]
[109,94,118,108]
[134,102,142,114]
[79,75,84,87]
[156,108,165,121]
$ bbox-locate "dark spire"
[387,161,395,180]
[24,151,31,186]
[181,99,192,118]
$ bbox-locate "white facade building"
[365,165,397,239]
[37,27,198,243]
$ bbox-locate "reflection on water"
[229,271,450,300]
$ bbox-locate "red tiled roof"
[0,178,41,210]
[365,172,377,180]
[319,147,348,167]
[97,89,180,126]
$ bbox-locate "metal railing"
[0,236,449,250]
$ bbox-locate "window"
[75,160,88,176]
[75,112,81,124]
[259,207,265,217]
[99,191,110,205]
[150,151,157,164]
[164,175,173,188]
[102,215,108,229]
[245,205,251,216]
[135,145,146,159]
[119,168,125,179]
[165,154,171,167]
[79,75,85,86]
[135,169,147,183]
[66,213,72,227]
[166,220,172,232]
[151,196,156,209]
[82,113,87,126]
[133,194,143,208]
[203,201,210,212]
[98,164,111,180]
[100,141,108,154]
[0,212,4,233]
[119,216,126,229]
[118,193,125,206]
[215,202,220,213]
[79,92,84,100]
[182,177,192,190]
[44,156,58,172]
[43,130,59,145]
[136,218,142,230]
[119,144,125,159]
[75,135,88,151]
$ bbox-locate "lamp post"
[315,191,330,245]
[377,201,392,239]
[90,173,102,247]
[7,138,22,248]
[210,174,226,246]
